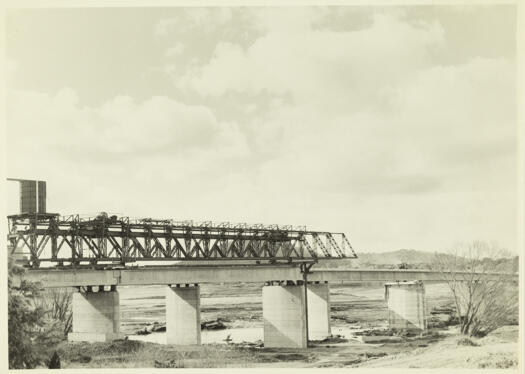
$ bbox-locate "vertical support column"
[68,286,124,342]
[262,284,307,348]
[166,284,201,345]
[307,282,331,340]
[385,280,427,332]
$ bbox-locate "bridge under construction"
[7,179,516,349]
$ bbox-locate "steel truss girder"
[7,214,358,266]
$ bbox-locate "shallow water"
[129,324,383,345]
[120,283,453,342]
[130,327,263,345]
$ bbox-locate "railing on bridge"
[7,212,358,267]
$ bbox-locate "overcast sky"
[5,5,517,253]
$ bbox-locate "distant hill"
[316,249,437,269]
[356,249,437,265]
[316,249,518,271]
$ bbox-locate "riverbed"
[119,282,454,344]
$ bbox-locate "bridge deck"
[17,265,517,288]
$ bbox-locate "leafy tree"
[8,256,47,368]
[8,256,66,368]
[433,241,518,337]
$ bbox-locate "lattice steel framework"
[7,213,358,267]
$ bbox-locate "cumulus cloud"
[168,8,515,251]
[176,12,444,108]
[7,89,250,156]
[6,7,516,252]
[248,57,515,197]
[155,7,233,36]
[7,88,251,214]
[165,42,185,57]
[171,9,514,198]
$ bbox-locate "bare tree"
[433,241,518,337]
[32,288,73,336]
[48,288,73,336]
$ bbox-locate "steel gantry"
[7,212,358,267]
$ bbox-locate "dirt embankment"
[356,325,519,369]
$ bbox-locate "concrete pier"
[68,288,124,342]
[385,281,427,332]
[307,282,331,340]
[262,284,307,348]
[166,284,201,345]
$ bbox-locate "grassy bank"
[55,340,264,368]
[51,325,518,369]
[48,327,470,368]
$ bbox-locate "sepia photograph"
[2,1,522,371]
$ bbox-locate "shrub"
[457,337,478,347]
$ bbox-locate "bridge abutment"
[166,284,201,345]
[262,284,307,348]
[307,282,331,340]
[68,287,124,342]
[385,280,427,332]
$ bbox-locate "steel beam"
[8,213,357,266]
